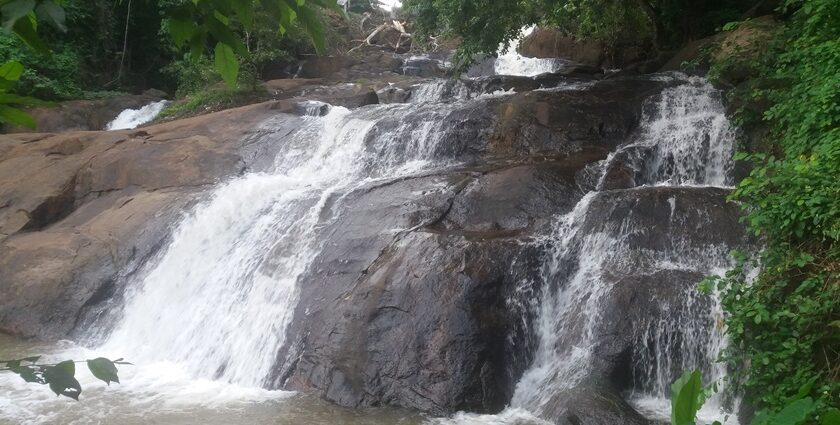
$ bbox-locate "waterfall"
[105,100,170,130]
[0,68,743,424]
[494,26,567,77]
[507,75,739,423]
[98,82,489,389]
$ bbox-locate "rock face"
[518,27,645,69]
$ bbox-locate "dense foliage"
[703,0,840,421]
[671,369,840,425]
[403,0,754,67]
[0,0,340,127]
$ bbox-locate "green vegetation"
[0,0,341,128]
[670,370,840,425]
[403,0,755,68]
[700,0,840,421]
[1,356,129,400]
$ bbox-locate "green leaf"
[43,360,81,400]
[206,14,248,56]
[169,17,194,48]
[214,42,239,88]
[770,398,815,425]
[12,14,49,53]
[0,105,36,128]
[231,0,254,31]
[822,409,840,425]
[0,93,53,107]
[671,369,703,425]
[35,0,65,31]
[87,358,119,385]
[0,61,24,81]
[188,29,207,61]
[10,365,43,383]
[294,3,326,54]
[0,0,35,30]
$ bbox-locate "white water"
[504,75,740,423]
[495,26,567,77]
[105,100,170,130]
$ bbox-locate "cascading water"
[105,100,170,130]
[509,75,739,423]
[494,26,567,77]
[102,90,479,388]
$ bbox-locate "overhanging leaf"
[0,0,35,30]
[294,3,325,54]
[231,0,254,31]
[43,360,81,400]
[822,409,840,425]
[87,358,119,385]
[671,369,703,425]
[771,398,816,425]
[169,17,194,47]
[214,42,239,88]
[0,61,24,81]
[0,93,54,107]
[0,104,36,128]
[35,0,65,31]
[12,14,49,53]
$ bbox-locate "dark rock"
[539,385,652,425]
[519,27,606,67]
[465,55,496,78]
[274,170,555,415]
[376,85,411,104]
[402,56,444,78]
[296,55,361,79]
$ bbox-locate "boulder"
[274,159,586,414]
[519,28,606,68]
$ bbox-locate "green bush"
[0,33,83,100]
[704,0,840,420]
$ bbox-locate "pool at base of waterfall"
[0,336,642,425]
[0,335,424,425]
[1,336,556,425]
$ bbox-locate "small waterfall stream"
[509,77,738,423]
[105,100,170,130]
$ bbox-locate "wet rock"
[532,186,749,417]
[376,85,411,104]
[275,170,552,414]
[519,27,646,69]
[539,385,651,425]
[402,56,444,78]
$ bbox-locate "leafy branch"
[1,356,130,400]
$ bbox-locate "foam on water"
[494,26,565,77]
[105,100,170,130]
